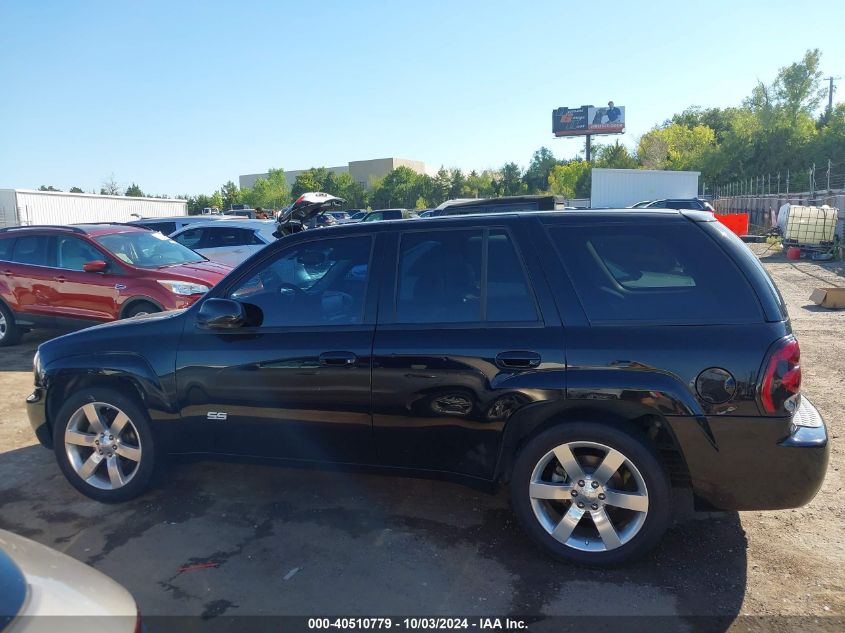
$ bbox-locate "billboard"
[553,102,625,136]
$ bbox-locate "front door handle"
[496,351,541,369]
[53,276,66,284]
[319,351,358,367]
[2,269,13,277]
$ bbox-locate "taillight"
[760,336,801,414]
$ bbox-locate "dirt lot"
[0,246,843,630]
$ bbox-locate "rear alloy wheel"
[511,423,671,566]
[0,303,23,347]
[54,388,156,502]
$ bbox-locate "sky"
[1,0,844,196]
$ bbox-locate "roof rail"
[0,225,86,234]
[71,222,130,227]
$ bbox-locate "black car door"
[175,232,379,463]
[370,220,565,479]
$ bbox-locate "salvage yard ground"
[0,244,842,629]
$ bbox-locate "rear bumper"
[669,396,829,511]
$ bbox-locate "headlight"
[33,351,44,386]
[157,280,210,296]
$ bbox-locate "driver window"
[56,236,105,271]
[228,236,372,327]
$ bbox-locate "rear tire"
[123,302,161,319]
[53,387,157,503]
[0,303,23,347]
[510,421,671,567]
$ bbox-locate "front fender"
[43,352,175,426]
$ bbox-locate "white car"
[0,529,139,632]
[169,219,278,267]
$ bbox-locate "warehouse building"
[239,157,432,190]
[0,189,187,227]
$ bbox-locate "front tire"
[123,301,161,319]
[0,303,23,347]
[53,387,157,503]
[510,422,671,567]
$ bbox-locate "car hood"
[152,260,233,285]
[0,529,137,623]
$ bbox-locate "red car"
[0,223,233,346]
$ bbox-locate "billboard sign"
[553,102,625,136]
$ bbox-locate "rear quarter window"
[546,222,763,325]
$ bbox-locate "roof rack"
[71,222,130,227]
[0,225,86,234]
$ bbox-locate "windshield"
[95,231,206,268]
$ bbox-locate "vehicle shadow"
[0,447,746,629]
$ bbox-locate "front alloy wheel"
[64,402,143,490]
[54,388,157,502]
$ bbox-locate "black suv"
[27,210,829,566]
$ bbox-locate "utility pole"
[824,76,840,116]
[585,134,592,162]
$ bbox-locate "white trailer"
[590,168,700,208]
[0,189,187,228]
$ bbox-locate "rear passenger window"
[150,222,177,235]
[547,223,762,324]
[12,235,52,267]
[395,229,538,324]
[206,227,254,248]
[487,230,538,322]
[174,228,204,249]
[0,238,13,261]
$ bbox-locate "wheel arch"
[44,353,172,439]
[119,296,165,319]
[495,401,691,489]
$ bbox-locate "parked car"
[303,213,338,229]
[645,199,715,211]
[127,214,240,235]
[628,200,653,209]
[0,224,232,346]
[348,210,369,221]
[327,211,355,224]
[419,209,435,218]
[0,529,141,631]
[170,219,278,267]
[432,195,568,216]
[360,208,419,222]
[27,210,828,567]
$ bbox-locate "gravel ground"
[0,247,842,630]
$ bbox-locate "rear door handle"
[319,351,358,367]
[2,269,12,277]
[53,276,66,284]
[496,351,541,369]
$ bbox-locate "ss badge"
[207,411,228,421]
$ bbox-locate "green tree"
[593,141,638,169]
[69,186,84,193]
[125,183,144,197]
[494,162,525,196]
[100,174,120,196]
[449,168,469,199]
[523,147,559,193]
[38,185,61,191]
[291,167,331,198]
[433,167,452,204]
[547,161,590,198]
[248,167,290,210]
[370,167,421,208]
[219,181,241,210]
[466,170,495,198]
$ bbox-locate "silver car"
[0,529,139,632]
[169,219,278,267]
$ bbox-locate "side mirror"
[83,260,108,273]
[197,298,246,329]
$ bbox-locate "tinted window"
[665,200,703,210]
[229,236,372,327]
[148,221,177,235]
[487,230,538,322]
[647,200,667,209]
[548,223,762,324]
[396,229,482,323]
[0,237,13,261]
[56,236,105,270]
[12,235,52,266]
[205,227,256,248]
[173,228,205,249]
